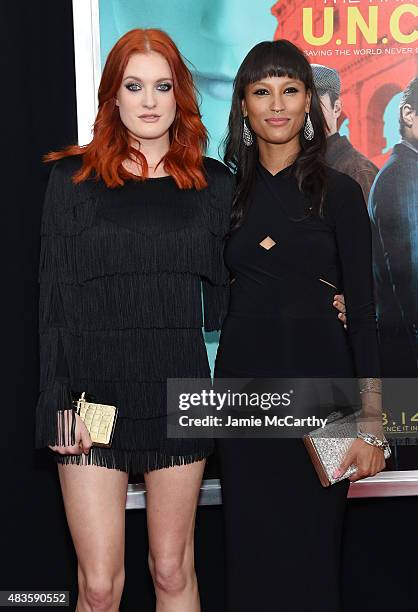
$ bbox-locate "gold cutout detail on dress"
[259,236,277,250]
[318,278,338,290]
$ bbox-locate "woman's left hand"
[333,438,386,482]
[333,293,347,329]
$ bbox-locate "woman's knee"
[148,550,193,595]
[79,568,125,611]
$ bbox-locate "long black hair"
[222,40,328,230]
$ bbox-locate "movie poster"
[98,0,418,447]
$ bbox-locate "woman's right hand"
[48,410,92,455]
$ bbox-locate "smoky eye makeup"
[125,82,141,91]
[124,80,173,92]
[156,82,172,91]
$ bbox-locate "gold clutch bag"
[72,392,118,448]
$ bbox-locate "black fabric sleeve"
[333,175,383,437]
[202,161,234,332]
[334,176,381,377]
[202,279,231,332]
[35,162,76,448]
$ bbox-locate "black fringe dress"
[35,155,233,474]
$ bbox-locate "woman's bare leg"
[57,463,129,612]
[144,459,206,612]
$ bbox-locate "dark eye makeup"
[124,82,173,92]
[253,86,299,96]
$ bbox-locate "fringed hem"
[35,379,77,447]
[52,444,213,475]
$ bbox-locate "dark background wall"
[2,1,417,610]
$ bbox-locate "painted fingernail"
[333,469,342,478]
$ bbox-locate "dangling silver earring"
[303,112,314,140]
[242,117,253,147]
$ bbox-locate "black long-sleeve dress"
[35,154,232,475]
[214,160,381,612]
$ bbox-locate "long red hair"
[44,29,208,189]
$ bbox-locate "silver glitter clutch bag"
[303,411,391,487]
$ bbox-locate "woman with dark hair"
[215,40,387,611]
[35,28,233,612]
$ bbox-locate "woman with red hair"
[36,29,232,611]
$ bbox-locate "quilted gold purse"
[72,392,118,447]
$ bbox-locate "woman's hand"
[333,293,347,329]
[333,438,386,482]
[48,410,92,455]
